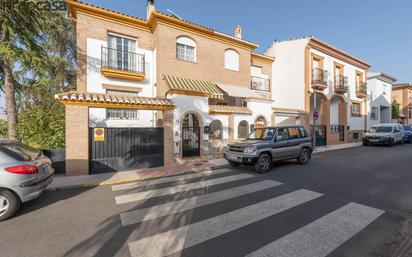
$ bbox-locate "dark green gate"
[89,127,164,174]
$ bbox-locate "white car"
[363,123,405,146]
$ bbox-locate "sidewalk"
[313,142,362,154]
[47,142,362,191]
[47,158,228,191]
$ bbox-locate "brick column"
[163,110,174,166]
[65,105,89,176]
[228,114,234,143]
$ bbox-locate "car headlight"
[243,146,257,155]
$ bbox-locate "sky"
[82,0,412,83]
[1,0,411,117]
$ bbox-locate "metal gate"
[182,126,200,157]
[311,125,327,147]
[338,125,345,142]
[89,127,164,174]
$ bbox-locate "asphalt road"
[1,144,412,257]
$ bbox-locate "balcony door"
[107,34,137,71]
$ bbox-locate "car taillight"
[5,165,39,174]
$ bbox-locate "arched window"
[209,120,223,140]
[238,120,249,138]
[176,36,196,62]
[254,116,267,129]
[224,49,239,71]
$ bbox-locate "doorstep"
[46,158,229,191]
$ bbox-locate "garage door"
[89,127,164,174]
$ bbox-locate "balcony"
[334,75,348,94]
[312,68,328,90]
[251,76,270,92]
[356,82,368,98]
[100,46,145,81]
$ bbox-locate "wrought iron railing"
[101,46,145,74]
[251,76,270,91]
[312,68,328,84]
[357,82,367,94]
[335,75,348,90]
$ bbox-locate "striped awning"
[163,74,224,99]
[209,105,252,115]
[272,107,309,117]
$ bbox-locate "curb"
[45,163,229,192]
[312,143,362,154]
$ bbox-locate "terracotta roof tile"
[209,105,252,115]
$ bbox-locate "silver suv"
[363,123,405,146]
[0,140,55,221]
[224,126,313,173]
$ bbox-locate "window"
[351,102,361,117]
[106,89,140,97]
[224,49,239,71]
[370,106,378,120]
[106,89,139,119]
[209,120,223,140]
[107,34,138,71]
[176,36,196,62]
[288,127,300,139]
[238,120,249,139]
[276,128,289,141]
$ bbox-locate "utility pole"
[312,91,317,149]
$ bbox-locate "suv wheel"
[254,154,272,174]
[297,148,311,165]
[228,161,240,167]
[0,189,20,222]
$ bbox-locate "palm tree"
[0,0,44,138]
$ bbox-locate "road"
[1,144,412,257]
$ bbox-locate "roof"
[393,83,412,90]
[163,74,224,99]
[209,105,252,115]
[55,92,175,110]
[67,0,259,50]
[268,36,371,69]
[367,72,397,83]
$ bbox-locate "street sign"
[313,111,319,121]
[94,128,105,142]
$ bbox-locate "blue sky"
[82,0,412,82]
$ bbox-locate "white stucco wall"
[86,38,156,127]
[265,38,309,111]
[366,76,393,129]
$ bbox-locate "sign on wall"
[94,128,105,142]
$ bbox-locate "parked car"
[0,140,54,221]
[224,125,313,173]
[403,125,412,143]
[363,123,405,146]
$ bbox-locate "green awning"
[163,74,224,99]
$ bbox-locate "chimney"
[147,0,155,19]
[234,25,242,39]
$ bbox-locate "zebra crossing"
[111,168,385,257]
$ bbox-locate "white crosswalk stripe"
[246,202,385,257]
[115,173,254,204]
[127,189,323,257]
[120,180,282,225]
[111,169,232,191]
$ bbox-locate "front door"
[310,125,327,146]
[182,113,201,158]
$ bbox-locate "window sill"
[224,68,240,72]
[176,58,197,64]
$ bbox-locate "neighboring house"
[392,83,412,124]
[60,0,273,175]
[265,37,371,146]
[366,72,397,129]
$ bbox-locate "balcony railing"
[312,68,328,85]
[101,46,145,74]
[251,76,270,92]
[357,82,367,96]
[335,75,348,93]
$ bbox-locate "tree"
[392,100,400,120]
[0,0,45,138]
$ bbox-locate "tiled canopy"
[209,105,252,115]
[55,92,175,110]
